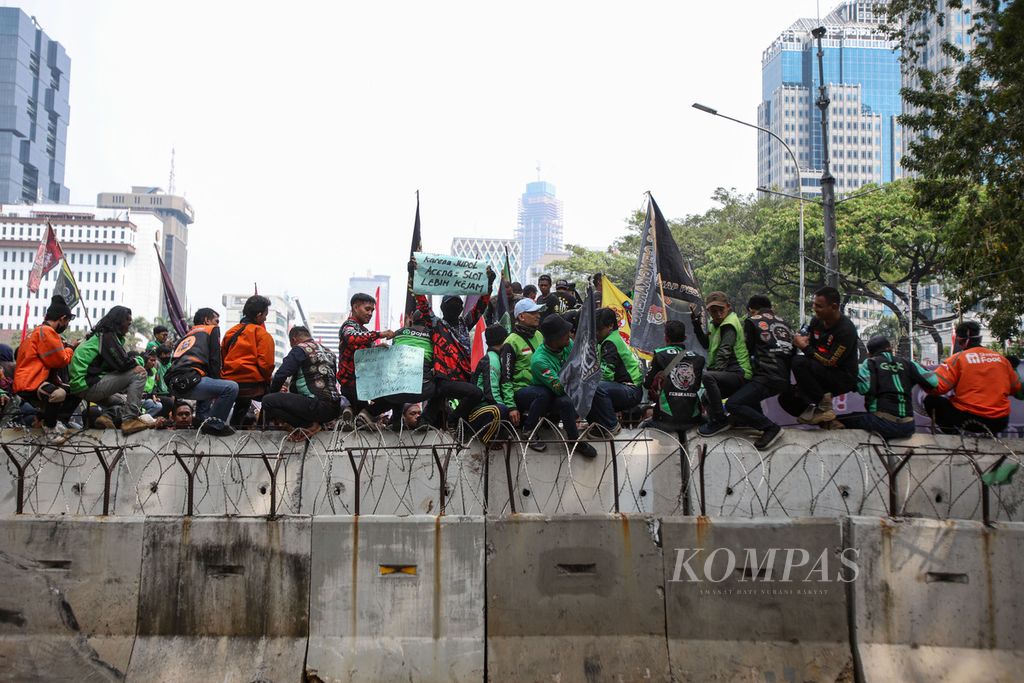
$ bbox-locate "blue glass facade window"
[0,8,70,204]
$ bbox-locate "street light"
[692,102,808,327]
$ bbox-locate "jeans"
[599,381,643,413]
[262,393,341,429]
[923,395,1009,435]
[725,381,780,432]
[702,370,745,421]
[838,412,916,440]
[178,377,239,423]
[80,370,146,419]
[586,384,618,430]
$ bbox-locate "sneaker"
[697,419,731,437]
[609,422,623,436]
[754,424,783,450]
[121,417,151,436]
[138,414,157,426]
[573,441,598,459]
[521,428,547,452]
[354,409,378,430]
[199,419,236,437]
[44,424,71,445]
[796,406,816,424]
[94,415,115,430]
[817,393,833,412]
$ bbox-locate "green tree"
[884,0,1024,340]
[128,316,153,352]
[700,180,955,356]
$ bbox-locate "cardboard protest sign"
[412,252,489,296]
[355,344,425,401]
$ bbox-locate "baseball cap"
[555,279,571,289]
[514,298,544,317]
[705,291,730,309]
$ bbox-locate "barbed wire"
[1,423,1020,522]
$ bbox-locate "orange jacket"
[931,346,1023,419]
[14,325,75,393]
[220,322,275,385]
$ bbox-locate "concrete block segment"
[0,515,145,682]
[661,517,854,681]
[486,514,670,682]
[306,515,485,682]
[847,516,1024,682]
[127,516,311,683]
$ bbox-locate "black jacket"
[744,310,795,389]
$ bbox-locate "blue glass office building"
[0,9,70,204]
[758,3,901,195]
[515,180,564,281]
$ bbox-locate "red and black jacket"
[415,294,488,382]
[336,317,382,388]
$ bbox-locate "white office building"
[0,204,165,336]
[307,311,345,346]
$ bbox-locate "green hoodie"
[530,341,573,396]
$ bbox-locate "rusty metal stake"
[93,446,125,516]
[504,440,516,514]
[347,449,368,516]
[173,446,202,517]
[609,438,620,514]
[260,452,285,518]
[873,445,912,517]
[679,434,691,516]
[2,443,40,515]
[431,446,452,516]
[698,443,707,516]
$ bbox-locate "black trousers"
[340,385,390,418]
[380,380,436,428]
[261,393,341,429]
[725,381,780,431]
[17,390,81,428]
[702,370,745,421]
[423,378,483,428]
[923,395,1008,435]
[785,355,857,411]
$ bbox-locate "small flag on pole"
[28,223,64,294]
[53,259,81,309]
[405,192,423,319]
[470,316,487,371]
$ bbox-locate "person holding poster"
[337,292,393,424]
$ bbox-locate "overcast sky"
[9,0,830,322]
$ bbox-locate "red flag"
[28,223,64,293]
[373,286,385,345]
[19,299,30,343]
[470,316,487,371]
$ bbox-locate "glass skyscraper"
[515,180,563,282]
[758,1,901,197]
[0,9,70,204]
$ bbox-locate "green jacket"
[475,349,514,407]
[501,328,544,392]
[531,341,573,396]
[600,330,642,384]
[708,311,752,380]
[69,332,139,394]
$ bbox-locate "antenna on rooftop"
[168,147,176,194]
[536,161,541,181]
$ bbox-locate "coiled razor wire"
[1,420,1021,521]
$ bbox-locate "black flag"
[630,193,704,356]
[560,285,600,419]
[53,258,80,309]
[405,192,423,320]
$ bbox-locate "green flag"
[53,258,80,309]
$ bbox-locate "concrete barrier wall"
[306,516,485,682]
[486,514,671,682]
[2,513,1024,681]
[847,515,1024,682]
[0,516,144,682]
[661,517,854,682]
[127,516,312,683]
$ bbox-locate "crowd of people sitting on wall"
[1,268,1022,450]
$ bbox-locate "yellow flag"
[602,277,633,344]
[602,277,652,360]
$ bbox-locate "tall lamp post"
[692,102,808,327]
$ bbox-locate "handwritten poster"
[355,344,425,400]
[412,252,489,296]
